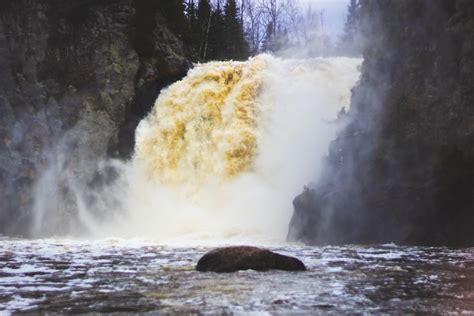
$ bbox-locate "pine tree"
[206,3,226,61]
[223,0,249,60]
[339,0,361,55]
[160,0,187,37]
[197,0,212,61]
[184,0,201,60]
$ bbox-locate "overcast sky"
[296,0,350,39]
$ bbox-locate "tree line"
[158,0,248,62]
[158,0,361,62]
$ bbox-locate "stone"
[0,0,189,236]
[196,246,306,273]
[288,0,474,247]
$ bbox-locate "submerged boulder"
[196,246,306,273]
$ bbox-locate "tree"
[160,0,187,37]
[261,21,275,52]
[262,22,290,53]
[184,0,201,60]
[197,0,212,61]
[240,0,330,56]
[223,0,249,60]
[241,0,265,54]
[339,0,361,55]
[206,3,226,60]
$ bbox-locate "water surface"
[1,238,473,314]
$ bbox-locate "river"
[1,238,473,314]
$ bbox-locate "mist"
[30,55,361,244]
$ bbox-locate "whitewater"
[32,54,361,244]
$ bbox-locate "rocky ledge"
[196,246,306,273]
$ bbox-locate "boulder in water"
[196,246,306,272]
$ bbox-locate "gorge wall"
[0,0,189,235]
[289,0,474,246]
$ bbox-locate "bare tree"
[242,0,265,53]
[200,0,334,58]
[240,0,331,56]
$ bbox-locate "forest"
[155,0,360,61]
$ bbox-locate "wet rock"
[288,0,474,247]
[0,0,189,236]
[196,246,306,273]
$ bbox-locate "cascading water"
[32,54,362,244]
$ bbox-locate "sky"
[296,0,350,39]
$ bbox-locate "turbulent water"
[12,55,473,314]
[1,239,473,314]
[32,55,361,241]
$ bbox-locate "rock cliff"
[0,0,189,235]
[288,0,474,246]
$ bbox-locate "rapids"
[1,239,473,314]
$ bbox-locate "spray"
[32,54,361,244]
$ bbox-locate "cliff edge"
[0,0,189,235]
[288,0,474,246]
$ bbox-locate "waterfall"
[32,54,361,244]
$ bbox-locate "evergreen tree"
[223,0,249,60]
[160,0,187,37]
[181,0,251,62]
[184,0,201,60]
[197,0,212,61]
[206,3,226,61]
[339,0,361,55]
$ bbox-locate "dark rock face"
[0,0,189,236]
[288,0,474,247]
[196,246,306,273]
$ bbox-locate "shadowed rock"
[288,0,474,247]
[196,246,306,273]
[0,0,189,236]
